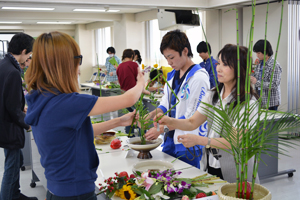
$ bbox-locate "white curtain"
[95,27,112,65]
[287,0,300,114]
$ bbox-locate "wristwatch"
[206,137,211,149]
[163,125,169,133]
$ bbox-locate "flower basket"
[218,183,271,200]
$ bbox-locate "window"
[146,12,204,68]
[0,33,15,59]
[95,27,112,65]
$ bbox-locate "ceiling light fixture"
[107,10,120,12]
[73,9,105,12]
[37,22,72,24]
[73,8,120,12]
[2,7,55,11]
[0,21,22,24]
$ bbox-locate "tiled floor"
[0,90,299,200]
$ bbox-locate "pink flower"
[135,172,156,191]
[182,195,189,200]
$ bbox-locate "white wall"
[75,24,95,84]
[205,10,221,59]
[243,2,288,111]
[113,14,145,61]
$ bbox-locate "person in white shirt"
[144,29,210,169]
[155,44,259,183]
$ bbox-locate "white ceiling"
[0,0,273,25]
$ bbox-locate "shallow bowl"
[132,160,174,174]
[95,132,116,144]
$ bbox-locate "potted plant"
[126,70,179,159]
[198,0,300,199]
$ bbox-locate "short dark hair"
[197,41,211,54]
[8,33,34,55]
[253,40,273,56]
[133,49,142,64]
[160,29,193,57]
[106,47,116,54]
[122,49,134,60]
[150,69,163,80]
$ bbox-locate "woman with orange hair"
[24,32,145,199]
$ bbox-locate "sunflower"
[119,185,136,200]
[115,188,123,197]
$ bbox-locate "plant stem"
[252,1,284,199]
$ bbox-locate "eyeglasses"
[74,55,83,65]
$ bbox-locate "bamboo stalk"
[250,1,270,199]
[226,8,243,196]
[242,0,257,198]
[97,53,103,122]
[252,1,284,199]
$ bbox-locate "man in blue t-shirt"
[197,41,219,89]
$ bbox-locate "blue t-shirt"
[200,56,219,89]
[25,90,98,197]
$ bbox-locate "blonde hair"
[25,31,81,94]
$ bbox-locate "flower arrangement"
[128,72,179,144]
[98,170,221,200]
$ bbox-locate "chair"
[86,72,98,83]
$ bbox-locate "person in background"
[133,49,142,67]
[154,44,259,183]
[105,47,121,83]
[251,39,282,110]
[144,30,210,169]
[20,56,32,76]
[147,69,165,92]
[24,32,145,200]
[0,33,37,200]
[117,49,150,136]
[197,41,219,89]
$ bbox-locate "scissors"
[185,145,202,161]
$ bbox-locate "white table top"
[95,136,224,199]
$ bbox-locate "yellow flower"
[153,64,158,68]
[119,185,136,200]
[142,64,145,70]
[115,188,123,197]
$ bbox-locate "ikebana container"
[218,183,271,200]
[126,137,163,159]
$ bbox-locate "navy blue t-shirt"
[25,90,98,197]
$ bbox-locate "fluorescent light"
[73,9,120,12]
[0,21,22,24]
[37,22,72,24]
[2,7,55,11]
[73,9,105,12]
[107,10,120,12]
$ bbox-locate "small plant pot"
[218,183,271,200]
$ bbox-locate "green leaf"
[148,182,163,194]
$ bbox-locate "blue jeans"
[269,105,278,111]
[46,191,96,200]
[0,149,23,200]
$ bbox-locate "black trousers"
[207,154,224,180]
